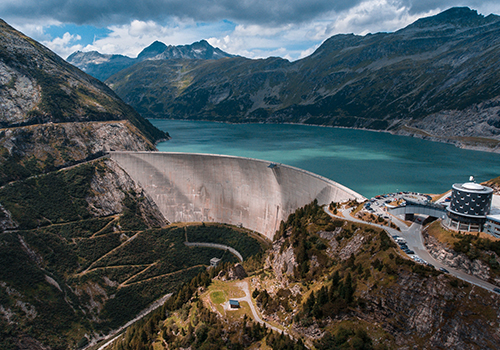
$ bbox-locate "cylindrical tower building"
[445,182,493,232]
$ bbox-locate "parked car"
[439,267,449,273]
[493,288,500,294]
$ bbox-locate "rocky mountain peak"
[405,6,500,30]
[137,39,233,61]
[137,40,169,60]
[68,39,233,80]
[66,50,125,67]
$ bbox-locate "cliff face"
[361,271,500,349]
[87,158,168,227]
[253,203,500,349]
[0,18,168,186]
[424,231,494,280]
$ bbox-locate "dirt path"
[81,264,150,275]
[77,231,142,276]
[91,216,119,238]
[119,262,158,288]
[122,265,205,288]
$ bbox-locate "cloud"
[0,0,363,27]
[324,0,439,37]
[3,0,500,61]
[79,18,235,58]
[8,0,500,28]
[42,32,84,58]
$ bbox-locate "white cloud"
[9,0,498,61]
[324,0,439,36]
[9,20,60,43]
[201,0,442,60]
[42,32,84,58]
[299,45,319,59]
[80,18,229,57]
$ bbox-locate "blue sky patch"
[44,24,112,46]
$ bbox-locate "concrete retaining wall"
[110,152,365,240]
[184,242,243,262]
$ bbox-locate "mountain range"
[67,40,234,81]
[70,7,500,152]
[2,10,500,349]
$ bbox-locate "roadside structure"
[444,181,493,232]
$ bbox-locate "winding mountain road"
[325,206,499,293]
[233,281,284,334]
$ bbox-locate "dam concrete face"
[110,152,365,240]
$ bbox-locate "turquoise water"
[151,119,500,198]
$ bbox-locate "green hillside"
[106,8,500,148]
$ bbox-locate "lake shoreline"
[149,119,500,198]
[149,118,500,155]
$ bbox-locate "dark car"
[439,267,449,273]
[493,288,500,294]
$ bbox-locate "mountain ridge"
[0,17,184,350]
[0,18,168,185]
[67,39,234,81]
[103,7,500,152]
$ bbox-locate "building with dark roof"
[229,300,240,308]
[444,181,493,232]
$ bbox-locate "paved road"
[325,207,499,293]
[233,281,284,334]
[392,215,499,292]
[84,292,172,350]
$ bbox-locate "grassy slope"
[106,9,500,134]
[261,202,500,349]
[0,161,265,349]
[98,202,500,350]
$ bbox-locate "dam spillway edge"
[109,152,365,240]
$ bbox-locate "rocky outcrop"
[0,121,157,187]
[396,96,500,152]
[0,204,17,231]
[217,264,247,281]
[265,237,297,281]
[0,62,41,125]
[423,231,495,283]
[361,271,500,349]
[87,158,168,227]
[1,121,154,161]
[228,264,247,280]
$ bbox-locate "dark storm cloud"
[0,0,363,26]
[400,0,490,14]
[2,0,499,27]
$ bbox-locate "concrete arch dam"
[110,152,365,240]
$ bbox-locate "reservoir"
[151,119,500,199]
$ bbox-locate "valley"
[2,6,500,350]
[70,8,500,152]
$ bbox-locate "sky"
[2,1,500,61]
